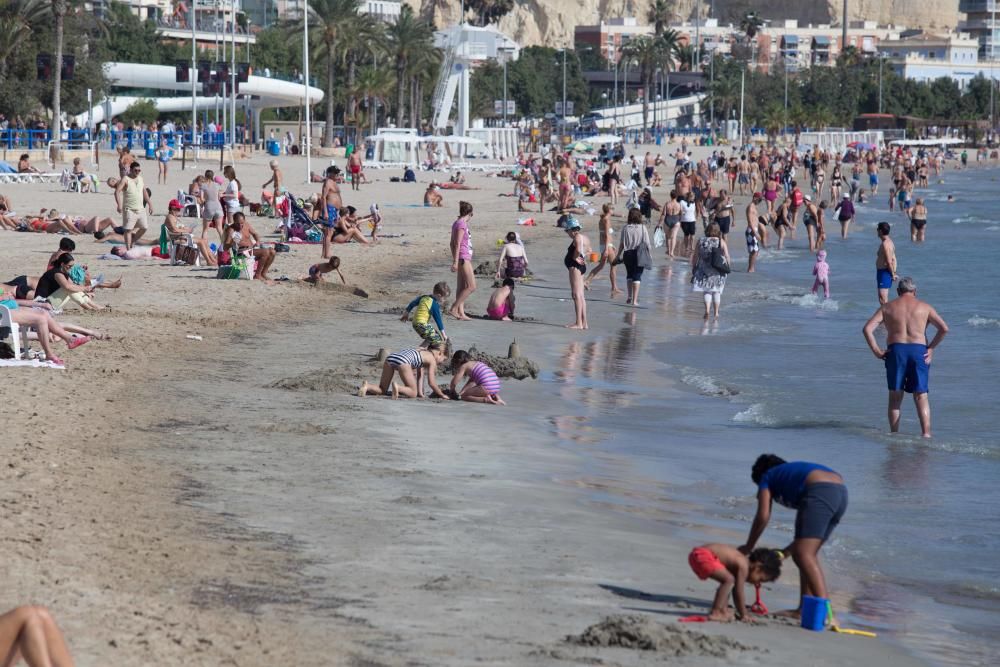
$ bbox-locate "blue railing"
[0,128,245,151]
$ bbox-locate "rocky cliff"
[409,0,962,47]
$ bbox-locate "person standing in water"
[584,203,622,297]
[563,217,591,329]
[908,197,928,243]
[862,277,948,438]
[875,221,898,305]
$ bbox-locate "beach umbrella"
[848,141,876,150]
[572,141,592,152]
[578,134,622,145]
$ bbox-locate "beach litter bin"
[267,140,280,156]
[145,137,156,159]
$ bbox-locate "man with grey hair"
[862,276,949,438]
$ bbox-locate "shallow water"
[536,167,1000,665]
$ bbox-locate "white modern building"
[275,0,400,22]
[434,24,520,64]
[877,32,999,88]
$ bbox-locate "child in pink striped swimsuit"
[450,350,506,405]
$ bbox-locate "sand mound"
[269,367,369,394]
[464,345,538,380]
[567,615,756,657]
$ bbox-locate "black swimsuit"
[564,241,585,272]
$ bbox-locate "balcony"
[959,0,999,12]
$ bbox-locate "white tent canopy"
[578,134,623,145]
[890,138,964,146]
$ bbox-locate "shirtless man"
[745,192,768,249]
[261,160,283,205]
[557,159,573,212]
[348,150,363,191]
[875,221,897,304]
[643,152,656,185]
[862,277,948,438]
[320,166,344,260]
[424,183,443,207]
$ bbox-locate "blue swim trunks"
[877,268,894,289]
[869,173,878,186]
[321,204,339,228]
[885,343,929,393]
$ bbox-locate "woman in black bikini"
[563,217,591,330]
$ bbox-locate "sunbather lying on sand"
[0,284,91,365]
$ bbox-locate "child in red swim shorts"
[688,543,783,621]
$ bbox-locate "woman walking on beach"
[199,172,224,242]
[618,208,653,306]
[584,203,622,297]
[449,201,476,320]
[691,222,730,319]
[563,217,591,329]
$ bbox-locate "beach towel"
[0,358,65,369]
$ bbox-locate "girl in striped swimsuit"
[358,344,449,399]
[449,350,506,405]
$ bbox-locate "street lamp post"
[878,53,884,114]
[303,0,311,181]
[784,56,789,135]
[502,54,508,127]
[561,48,568,138]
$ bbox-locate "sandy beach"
[0,143,941,665]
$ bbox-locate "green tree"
[120,98,159,125]
[386,4,435,127]
[293,0,363,146]
[250,24,302,77]
[622,31,679,131]
[739,11,764,43]
[647,0,674,37]
[465,0,514,27]
[352,65,392,135]
[100,2,164,64]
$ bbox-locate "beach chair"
[0,305,30,359]
[177,190,201,218]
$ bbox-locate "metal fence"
[0,128,234,151]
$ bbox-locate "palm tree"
[0,0,47,78]
[761,105,784,143]
[739,11,764,68]
[385,4,435,128]
[622,31,680,132]
[338,14,384,143]
[707,72,740,127]
[292,0,364,147]
[353,65,393,136]
[408,46,442,132]
[739,11,764,44]
[647,0,673,37]
[675,43,706,72]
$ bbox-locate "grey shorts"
[794,482,848,541]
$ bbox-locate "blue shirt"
[759,461,837,509]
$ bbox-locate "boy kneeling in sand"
[688,543,782,621]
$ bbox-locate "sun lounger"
[0,304,31,360]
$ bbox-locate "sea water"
[534,167,1000,665]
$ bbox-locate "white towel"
[0,359,65,369]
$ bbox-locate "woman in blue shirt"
[740,454,848,618]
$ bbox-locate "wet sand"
[0,146,926,665]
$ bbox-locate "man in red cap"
[163,198,217,266]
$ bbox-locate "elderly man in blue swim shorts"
[863,276,949,438]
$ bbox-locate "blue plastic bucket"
[801,595,829,632]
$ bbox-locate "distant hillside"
[409,0,962,48]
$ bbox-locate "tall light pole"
[561,47,567,138]
[783,56,788,135]
[230,6,237,148]
[303,0,312,181]
[878,53,884,114]
[502,53,508,127]
[738,67,745,148]
[991,0,997,132]
[191,1,197,154]
[842,0,848,53]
